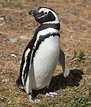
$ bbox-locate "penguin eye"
[41,11,44,14]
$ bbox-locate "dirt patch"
[0,0,91,107]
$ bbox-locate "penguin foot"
[28,94,42,103]
[45,92,58,98]
[16,79,24,90]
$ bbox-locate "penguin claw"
[45,92,58,98]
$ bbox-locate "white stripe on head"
[38,7,59,24]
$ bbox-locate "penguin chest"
[30,36,60,90]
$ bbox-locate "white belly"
[28,36,60,90]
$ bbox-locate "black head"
[28,7,59,24]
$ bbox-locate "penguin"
[16,7,70,102]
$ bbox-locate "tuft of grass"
[66,95,89,107]
[84,103,91,107]
[40,92,90,107]
[41,104,51,107]
[71,50,86,61]
[0,70,12,75]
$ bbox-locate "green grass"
[0,70,12,75]
[71,50,86,61]
[40,93,90,107]
[66,96,88,107]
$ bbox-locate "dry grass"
[0,0,91,106]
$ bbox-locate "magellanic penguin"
[16,7,70,102]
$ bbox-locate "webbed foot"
[45,92,58,98]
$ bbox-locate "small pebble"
[20,36,30,40]
[2,79,9,83]
[9,38,18,43]
[10,54,17,58]
[0,17,5,26]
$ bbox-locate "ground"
[0,0,91,107]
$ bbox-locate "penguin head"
[29,7,59,24]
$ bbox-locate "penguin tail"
[16,77,24,90]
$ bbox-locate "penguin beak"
[28,10,35,16]
[28,10,44,18]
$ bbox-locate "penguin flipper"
[17,32,38,86]
[16,47,32,89]
[58,49,70,77]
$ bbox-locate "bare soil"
[0,0,91,107]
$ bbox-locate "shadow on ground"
[49,69,83,91]
[31,69,83,97]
